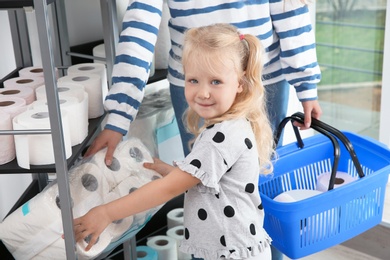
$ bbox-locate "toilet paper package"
[0,137,163,260]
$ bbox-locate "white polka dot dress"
[176,118,271,260]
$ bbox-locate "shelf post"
[33,0,77,259]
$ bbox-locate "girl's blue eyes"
[189,79,221,85]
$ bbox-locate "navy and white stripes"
[104,0,321,135]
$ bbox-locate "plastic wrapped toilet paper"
[167,208,184,230]
[0,137,163,260]
[4,76,45,92]
[316,171,358,192]
[0,86,35,105]
[12,109,72,169]
[0,110,15,165]
[166,225,191,260]
[147,235,178,260]
[35,82,86,102]
[58,73,104,118]
[128,87,176,158]
[136,245,158,260]
[30,95,89,146]
[0,183,63,260]
[66,63,108,105]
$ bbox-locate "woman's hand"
[143,158,175,177]
[73,206,112,251]
[84,129,123,166]
[293,100,323,130]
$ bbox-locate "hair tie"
[239,34,245,41]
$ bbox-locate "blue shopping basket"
[258,112,390,259]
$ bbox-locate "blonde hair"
[182,23,274,174]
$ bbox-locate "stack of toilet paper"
[0,137,163,260]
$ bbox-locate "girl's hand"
[73,206,112,251]
[143,158,175,177]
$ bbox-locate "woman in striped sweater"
[86,0,322,163]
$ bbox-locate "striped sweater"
[104,0,321,135]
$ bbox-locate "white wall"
[0,11,16,77]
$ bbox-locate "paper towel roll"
[166,225,191,260]
[19,66,59,79]
[0,86,35,105]
[316,171,358,192]
[273,189,323,203]
[0,96,27,119]
[35,82,86,102]
[0,110,15,165]
[58,73,104,118]
[66,63,108,104]
[4,76,45,91]
[12,109,72,169]
[136,245,158,260]
[167,208,184,230]
[30,94,89,146]
[147,235,178,260]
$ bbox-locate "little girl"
[74,23,275,260]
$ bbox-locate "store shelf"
[0,0,56,9]
[0,115,105,174]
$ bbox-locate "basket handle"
[291,112,365,179]
[275,112,364,190]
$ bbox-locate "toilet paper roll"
[58,73,104,118]
[0,110,15,165]
[4,76,45,91]
[0,86,35,105]
[69,163,111,218]
[66,63,108,104]
[35,82,86,102]
[12,109,72,169]
[0,96,27,118]
[273,189,323,203]
[93,43,106,64]
[167,208,184,230]
[166,225,191,260]
[30,94,89,146]
[19,66,59,79]
[316,171,358,192]
[136,245,158,260]
[146,235,178,260]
